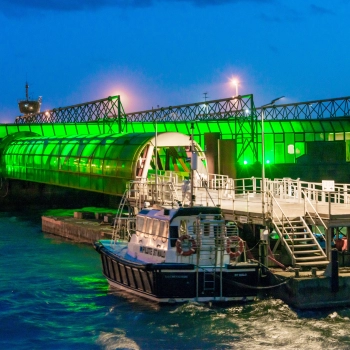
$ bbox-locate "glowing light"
[266,160,270,164]
[244,160,248,165]
[111,90,128,106]
[231,79,239,96]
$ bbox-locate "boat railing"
[187,217,245,263]
[126,179,181,208]
[129,172,263,208]
[113,216,136,241]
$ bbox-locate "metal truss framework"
[124,95,254,122]
[257,96,350,120]
[13,94,350,165]
[125,95,258,162]
[15,95,127,132]
[14,94,258,163]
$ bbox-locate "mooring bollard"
[259,240,268,276]
[294,268,300,278]
[311,267,317,278]
[331,248,339,293]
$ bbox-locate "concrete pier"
[42,214,114,244]
[268,268,350,309]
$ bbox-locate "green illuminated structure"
[1,94,350,192]
[2,118,349,167]
[0,131,205,195]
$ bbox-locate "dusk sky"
[0,0,348,123]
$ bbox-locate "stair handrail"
[268,190,298,262]
[299,216,328,258]
[268,190,296,234]
[301,189,328,239]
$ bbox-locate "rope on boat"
[193,261,291,291]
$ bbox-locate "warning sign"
[322,180,335,191]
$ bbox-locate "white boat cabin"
[127,206,232,266]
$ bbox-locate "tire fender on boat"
[226,236,244,258]
[176,235,197,256]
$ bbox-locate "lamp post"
[153,107,163,204]
[155,113,158,200]
[190,122,195,207]
[153,108,170,204]
[261,96,285,226]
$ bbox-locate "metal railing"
[120,174,350,224]
[302,189,328,236]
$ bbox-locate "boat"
[94,187,259,303]
[18,82,42,115]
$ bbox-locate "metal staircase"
[272,216,329,268]
[268,190,329,268]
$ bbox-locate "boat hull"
[94,241,259,303]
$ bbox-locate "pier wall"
[269,270,350,309]
[0,179,119,211]
[42,216,114,244]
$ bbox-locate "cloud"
[0,0,274,16]
[173,0,273,6]
[0,0,151,16]
[310,4,335,15]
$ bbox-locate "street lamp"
[261,96,285,225]
[153,107,171,204]
[153,107,163,203]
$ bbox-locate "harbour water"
[1,211,350,350]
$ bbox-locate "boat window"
[169,225,178,247]
[159,220,168,239]
[145,217,153,237]
[136,216,145,232]
[152,219,160,240]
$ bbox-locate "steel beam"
[256,96,350,120]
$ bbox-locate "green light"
[244,160,248,165]
[109,95,120,101]
[266,160,270,164]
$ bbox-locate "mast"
[25,82,29,100]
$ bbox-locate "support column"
[326,227,334,260]
[204,133,220,174]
